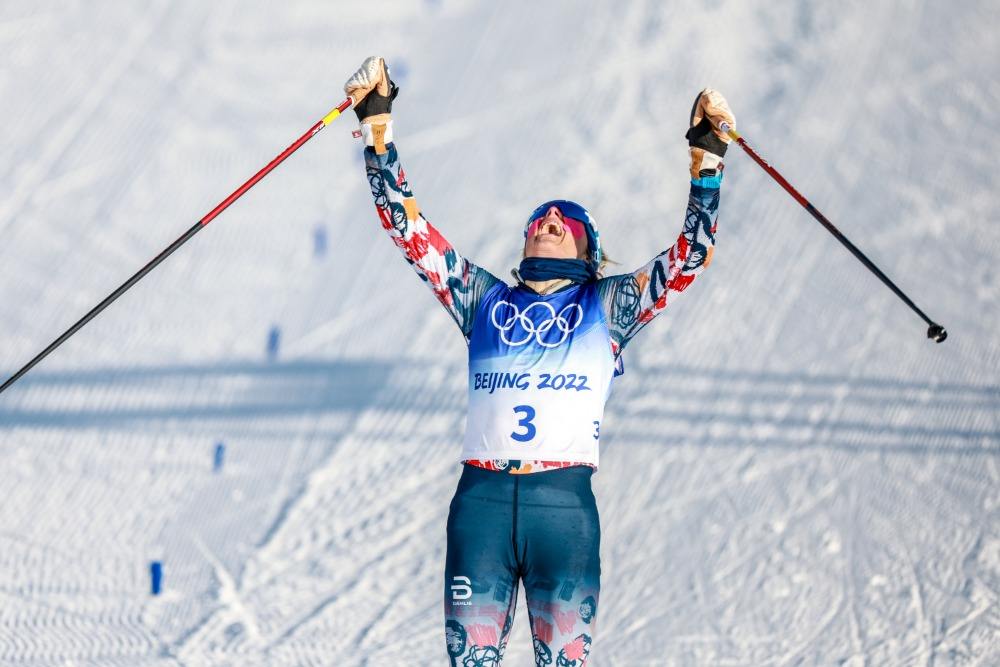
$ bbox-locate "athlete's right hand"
[344,56,399,122]
[686,88,736,179]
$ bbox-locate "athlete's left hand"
[686,88,736,179]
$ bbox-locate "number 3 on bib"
[511,405,537,442]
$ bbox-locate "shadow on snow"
[0,359,996,455]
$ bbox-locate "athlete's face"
[524,206,589,260]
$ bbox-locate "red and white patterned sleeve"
[365,142,501,339]
[597,177,722,357]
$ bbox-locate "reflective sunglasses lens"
[561,217,587,238]
[526,216,587,239]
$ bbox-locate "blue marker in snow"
[314,225,327,258]
[267,326,281,361]
[150,561,163,595]
[213,442,225,472]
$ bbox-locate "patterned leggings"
[444,464,600,666]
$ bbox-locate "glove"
[344,56,399,154]
[685,89,736,179]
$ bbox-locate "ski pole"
[720,121,947,343]
[0,96,355,396]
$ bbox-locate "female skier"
[345,56,735,666]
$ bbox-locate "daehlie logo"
[491,300,583,348]
[451,576,472,604]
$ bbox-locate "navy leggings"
[444,464,600,666]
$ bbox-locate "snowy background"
[1,0,999,664]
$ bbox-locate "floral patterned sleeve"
[365,142,501,339]
[597,176,722,357]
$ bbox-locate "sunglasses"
[524,200,593,239]
[525,214,589,240]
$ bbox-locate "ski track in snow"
[1,0,999,665]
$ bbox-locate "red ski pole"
[0,96,355,396]
[720,121,947,343]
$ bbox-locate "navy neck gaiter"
[518,257,596,284]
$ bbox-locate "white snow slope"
[1,1,998,665]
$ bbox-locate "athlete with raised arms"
[344,56,735,666]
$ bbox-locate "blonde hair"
[597,250,614,278]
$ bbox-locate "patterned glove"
[685,89,736,179]
[344,56,399,154]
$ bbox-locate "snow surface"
[1,1,999,665]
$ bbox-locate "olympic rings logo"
[490,300,584,348]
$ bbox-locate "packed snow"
[1,1,998,664]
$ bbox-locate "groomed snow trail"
[1,1,998,665]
